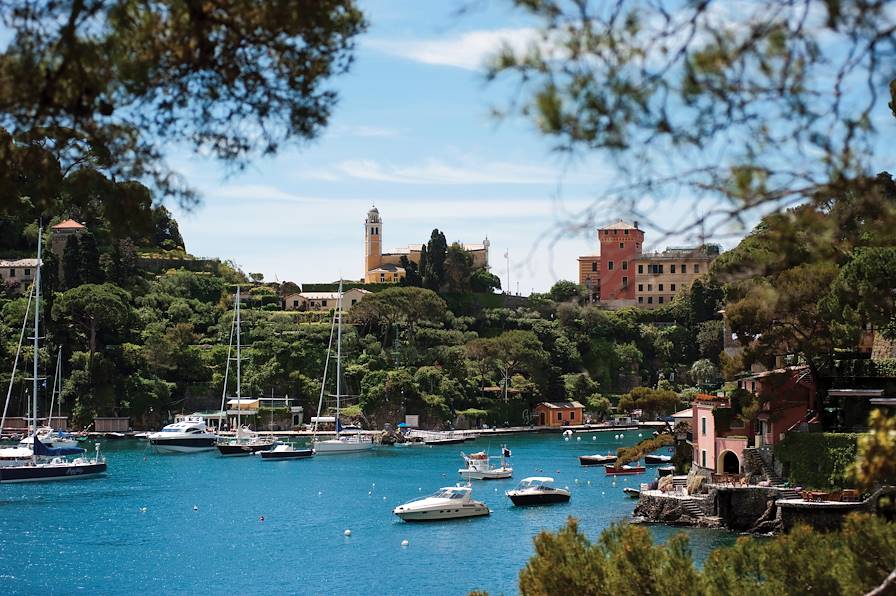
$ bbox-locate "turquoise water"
[0,433,734,595]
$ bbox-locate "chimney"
[634,220,639,229]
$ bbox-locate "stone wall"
[710,486,782,531]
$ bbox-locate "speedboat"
[604,464,646,475]
[216,426,274,456]
[258,442,314,460]
[459,449,512,480]
[579,453,617,466]
[623,487,641,499]
[393,485,490,521]
[148,417,219,453]
[644,453,672,465]
[506,477,570,506]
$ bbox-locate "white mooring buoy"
[344,529,352,537]
[401,539,409,547]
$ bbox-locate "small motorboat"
[217,426,275,456]
[258,442,314,460]
[579,453,617,466]
[657,465,675,477]
[506,477,570,506]
[393,485,490,521]
[623,487,640,499]
[644,453,672,465]
[604,464,646,475]
[459,448,512,480]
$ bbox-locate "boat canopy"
[520,476,554,484]
[32,436,85,457]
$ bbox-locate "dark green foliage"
[398,255,422,287]
[775,432,860,489]
[0,1,367,202]
[62,236,83,290]
[78,232,103,284]
[615,433,674,466]
[518,519,699,596]
[513,515,896,596]
[547,280,582,303]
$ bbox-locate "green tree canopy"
[0,1,367,202]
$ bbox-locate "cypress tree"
[79,231,103,284]
[62,235,83,289]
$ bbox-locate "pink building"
[692,367,816,474]
[692,394,750,474]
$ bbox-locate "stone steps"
[682,499,704,517]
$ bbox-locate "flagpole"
[504,250,510,296]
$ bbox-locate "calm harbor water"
[0,432,735,595]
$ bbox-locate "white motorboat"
[0,445,35,468]
[314,434,374,454]
[506,477,571,506]
[258,442,314,460]
[149,417,219,453]
[459,447,512,480]
[19,427,79,449]
[393,485,490,521]
[311,282,374,455]
[644,453,672,464]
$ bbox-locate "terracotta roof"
[536,401,585,409]
[51,219,86,230]
[600,220,638,231]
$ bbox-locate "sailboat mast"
[31,226,42,437]
[236,286,241,430]
[335,282,343,438]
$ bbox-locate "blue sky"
[170,0,728,293]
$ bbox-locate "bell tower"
[365,206,382,274]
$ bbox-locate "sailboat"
[18,349,78,449]
[216,286,273,456]
[0,225,107,483]
[312,282,374,455]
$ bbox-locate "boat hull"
[259,449,314,460]
[623,487,641,499]
[508,492,570,506]
[0,462,107,483]
[579,455,616,466]
[459,468,513,480]
[394,504,490,521]
[604,465,646,475]
[644,455,672,465]
[150,438,218,453]
[313,439,374,454]
[424,438,466,445]
[216,443,273,456]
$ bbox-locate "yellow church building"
[363,206,490,284]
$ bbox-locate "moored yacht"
[149,417,219,453]
[217,426,275,456]
[258,442,314,460]
[0,227,107,483]
[19,427,79,449]
[458,447,512,480]
[0,437,106,483]
[506,477,570,506]
[393,485,490,521]
[214,287,275,457]
[311,282,373,456]
[579,453,617,466]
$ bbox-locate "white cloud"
[365,27,539,71]
[302,157,581,185]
